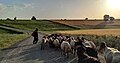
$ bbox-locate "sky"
[0,0,120,19]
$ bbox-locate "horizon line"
[0,17,120,20]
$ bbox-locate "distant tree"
[14,17,17,21]
[85,18,88,21]
[31,16,36,20]
[6,18,11,21]
[104,15,110,21]
[110,17,115,21]
[64,19,67,20]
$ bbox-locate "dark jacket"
[32,31,38,38]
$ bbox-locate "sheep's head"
[97,42,107,54]
[100,42,107,49]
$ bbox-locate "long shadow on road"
[18,44,76,63]
[1,44,33,51]
[2,43,77,63]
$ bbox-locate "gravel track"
[0,34,77,63]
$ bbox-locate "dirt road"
[0,33,77,63]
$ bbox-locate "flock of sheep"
[40,33,120,63]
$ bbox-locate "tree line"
[3,15,116,21]
[5,16,37,21]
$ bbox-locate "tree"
[85,18,88,21]
[104,15,110,21]
[6,18,11,21]
[64,19,67,20]
[110,17,115,21]
[31,16,36,20]
[14,17,17,21]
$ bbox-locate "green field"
[0,34,28,49]
[0,28,28,49]
[0,28,13,34]
[0,20,76,32]
[0,20,76,49]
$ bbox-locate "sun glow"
[107,0,120,9]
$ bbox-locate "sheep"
[41,36,48,50]
[53,38,60,50]
[98,42,120,63]
[61,40,72,58]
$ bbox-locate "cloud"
[0,3,34,11]
[23,3,34,8]
[5,3,34,11]
[0,3,34,18]
[0,3,7,11]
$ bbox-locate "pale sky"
[0,0,120,19]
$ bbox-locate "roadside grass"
[76,34,120,50]
[0,34,29,49]
[0,20,76,32]
[57,29,120,50]
[0,28,11,34]
[59,33,120,51]
[0,28,29,49]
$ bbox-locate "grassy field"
[0,20,76,49]
[0,28,13,34]
[0,34,28,49]
[0,28,28,49]
[0,20,76,32]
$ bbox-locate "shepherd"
[32,28,38,44]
